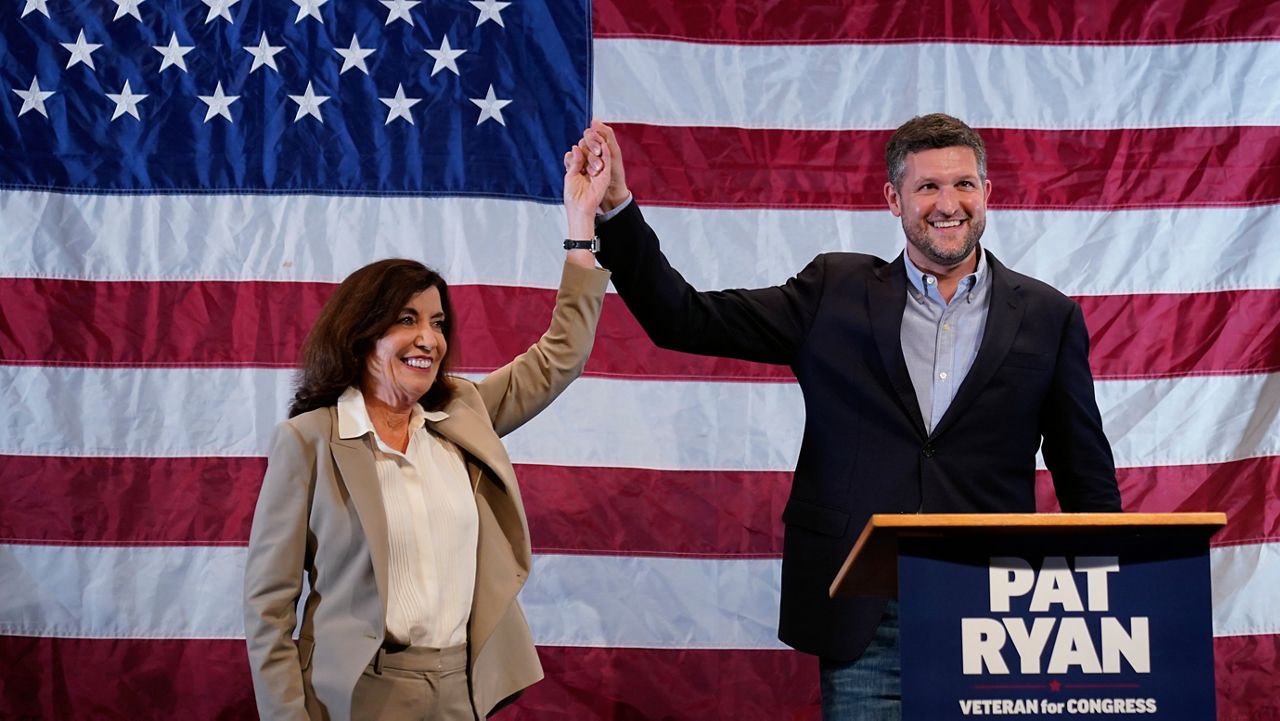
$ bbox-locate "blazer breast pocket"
[1002,351,1053,371]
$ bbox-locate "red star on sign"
[1049,680,1063,692]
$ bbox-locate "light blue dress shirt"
[900,249,992,433]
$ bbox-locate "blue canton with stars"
[0,0,591,202]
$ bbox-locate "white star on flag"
[335,35,375,75]
[12,77,54,118]
[245,33,285,73]
[425,36,466,77]
[469,84,512,126]
[380,84,421,125]
[292,0,326,24]
[198,82,238,122]
[106,80,148,121]
[153,33,194,73]
[112,0,145,21]
[288,82,330,122]
[61,30,103,71]
[380,0,419,26]
[470,0,510,27]
[21,0,49,18]
[202,0,239,24]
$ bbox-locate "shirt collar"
[336,386,448,441]
[903,245,987,300]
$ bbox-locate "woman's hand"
[563,131,612,242]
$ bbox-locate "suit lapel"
[428,399,529,657]
[869,254,928,437]
[931,252,1024,439]
[327,409,392,616]
[428,403,518,494]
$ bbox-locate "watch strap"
[563,237,600,253]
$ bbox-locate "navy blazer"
[596,202,1122,661]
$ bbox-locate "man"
[570,114,1122,719]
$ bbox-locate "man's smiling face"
[884,146,992,273]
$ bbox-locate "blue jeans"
[819,599,901,720]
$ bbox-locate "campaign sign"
[898,532,1215,719]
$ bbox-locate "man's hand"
[576,120,629,213]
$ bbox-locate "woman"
[244,144,611,720]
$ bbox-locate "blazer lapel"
[327,409,393,616]
[869,254,928,438]
[429,400,530,657]
[931,252,1025,439]
[428,404,519,494]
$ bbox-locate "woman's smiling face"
[362,285,448,405]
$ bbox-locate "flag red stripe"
[0,455,796,553]
[613,124,1280,211]
[0,637,258,721]
[0,455,262,547]
[0,277,780,378]
[515,646,820,720]
[1078,291,1280,381]
[0,278,319,370]
[0,636,819,721]
[1,635,1273,721]
[524,465,792,557]
[593,0,1280,45]
[1214,634,1280,719]
[521,460,1280,552]
[3,279,1277,381]
[1037,458,1280,547]
[3,455,1273,552]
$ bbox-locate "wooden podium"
[830,513,1226,720]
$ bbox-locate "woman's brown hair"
[289,259,457,418]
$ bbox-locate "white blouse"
[336,386,478,648]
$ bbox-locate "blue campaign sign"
[898,533,1215,719]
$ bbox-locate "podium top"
[829,512,1227,599]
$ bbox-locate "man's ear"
[884,181,903,217]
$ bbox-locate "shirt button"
[925,276,936,285]
[938,371,948,380]
[942,323,951,331]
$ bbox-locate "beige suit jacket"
[244,262,610,720]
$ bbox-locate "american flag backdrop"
[1,0,1278,719]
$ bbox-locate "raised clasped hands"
[563,120,630,240]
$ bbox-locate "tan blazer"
[244,262,610,720]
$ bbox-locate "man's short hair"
[885,113,987,189]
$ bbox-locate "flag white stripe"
[593,39,1280,131]
[2,543,1273,644]
[1210,542,1280,637]
[1,366,1277,471]
[3,190,1277,297]
[0,191,570,286]
[0,544,246,640]
[524,554,787,649]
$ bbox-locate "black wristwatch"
[563,237,600,253]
